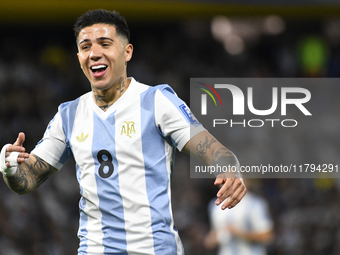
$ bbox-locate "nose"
[89,44,103,61]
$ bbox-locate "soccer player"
[0,9,246,255]
[204,179,274,255]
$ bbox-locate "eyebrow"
[78,37,114,46]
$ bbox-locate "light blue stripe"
[59,99,79,165]
[92,111,128,254]
[59,99,79,145]
[140,86,180,255]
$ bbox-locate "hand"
[226,225,240,236]
[214,177,247,210]
[5,132,30,168]
[204,230,218,250]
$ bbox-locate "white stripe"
[115,96,154,254]
[72,95,104,254]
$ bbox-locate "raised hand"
[5,132,30,168]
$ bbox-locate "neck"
[92,77,131,112]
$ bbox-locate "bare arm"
[3,154,57,195]
[227,226,274,243]
[204,226,274,250]
[182,130,247,210]
[2,132,57,195]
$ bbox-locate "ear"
[125,43,133,62]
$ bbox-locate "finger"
[216,179,243,207]
[17,153,30,161]
[220,181,246,209]
[214,171,236,186]
[6,145,26,155]
[13,132,25,147]
[5,152,29,165]
[17,157,28,163]
[224,187,247,209]
[216,178,234,199]
[214,177,224,186]
[6,152,29,159]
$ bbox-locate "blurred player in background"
[204,179,273,255]
[0,9,246,255]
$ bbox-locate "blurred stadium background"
[1,0,340,254]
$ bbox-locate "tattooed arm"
[182,130,247,210]
[3,154,57,194]
[2,133,57,195]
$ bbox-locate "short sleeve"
[31,109,72,170]
[154,85,205,151]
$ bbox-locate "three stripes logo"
[196,82,222,115]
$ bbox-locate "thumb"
[13,132,25,147]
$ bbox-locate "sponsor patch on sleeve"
[179,104,201,127]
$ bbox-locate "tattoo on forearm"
[211,148,235,166]
[5,166,30,194]
[33,156,49,169]
[32,156,55,186]
[117,77,125,94]
[196,137,217,158]
[4,155,57,194]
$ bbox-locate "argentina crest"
[120,121,136,139]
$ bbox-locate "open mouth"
[90,65,108,76]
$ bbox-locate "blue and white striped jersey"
[32,78,205,255]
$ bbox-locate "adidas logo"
[76,132,89,142]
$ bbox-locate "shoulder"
[131,77,174,93]
[131,78,178,102]
[246,192,270,210]
[58,92,91,112]
[154,84,177,97]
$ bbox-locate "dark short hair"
[74,9,130,43]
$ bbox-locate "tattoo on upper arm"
[5,155,57,194]
[196,136,217,158]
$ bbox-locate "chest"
[68,102,157,169]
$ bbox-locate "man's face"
[77,24,133,91]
